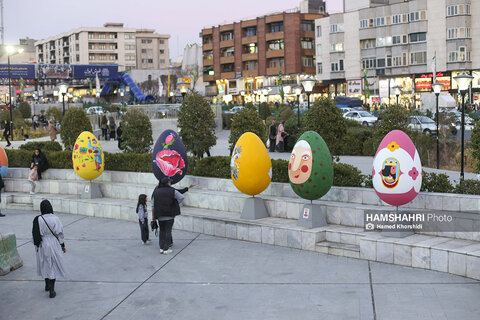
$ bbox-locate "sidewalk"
[0,209,479,320]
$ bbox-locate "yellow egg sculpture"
[72,131,105,181]
[231,132,272,196]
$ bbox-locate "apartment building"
[201,0,326,103]
[35,23,170,72]
[315,0,480,106]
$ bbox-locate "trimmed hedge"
[19,141,63,152]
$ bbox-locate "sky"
[5,0,342,60]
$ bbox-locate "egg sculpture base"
[80,181,103,199]
[297,203,327,229]
[240,197,269,220]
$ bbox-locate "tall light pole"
[392,85,402,105]
[58,83,68,115]
[6,46,24,141]
[301,77,316,110]
[240,90,245,106]
[178,80,189,102]
[294,86,303,129]
[432,82,443,169]
[119,88,125,104]
[453,73,474,180]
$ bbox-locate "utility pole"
[0,0,4,44]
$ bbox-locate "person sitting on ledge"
[31,148,49,180]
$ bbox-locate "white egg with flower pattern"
[372,130,422,206]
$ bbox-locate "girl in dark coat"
[31,148,49,180]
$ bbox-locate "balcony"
[88,48,118,54]
[203,57,213,66]
[266,32,284,41]
[302,66,316,74]
[302,49,315,56]
[266,66,282,76]
[202,28,213,35]
[266,49,284,58]
[242,53,258,61]
[220,39,234,48]
[220,72,236,79]
[241,20,257,28]
[203,43,213,51]
[220,24,234,32]
[266,14,283,23]
[87,37,116,42]
[220,56,235,64]
[242,36,257,45]
[301,31,316,38]
[243,69,258,77]
[203,74,216,82]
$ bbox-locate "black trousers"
[139,218,149,243]
[3,134,10,146]
[158,219,174,250]
[269,138,276,152]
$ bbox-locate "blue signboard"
[73,64,118,79]
[0,64,36,79]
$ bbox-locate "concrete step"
[6,203,34,211]
[316,241,360,259]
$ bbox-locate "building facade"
[201,1,326,103]
[315,0,480,107]
[0,37,37,64]
[35,23,170,72]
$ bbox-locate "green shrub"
[19,141,63,152]
[470,122,480,172]
[5,149,32,168]
[341,127,374,155]
[178,92,217,158]
[283,117,302,151]
[104,152,152,172]
[47,151,73,169]
[410,131,435,166]
[271,159,289,183]
[258,102,271,121]
[421,172,454,193]
[229,107,267,152]
[276,104,294,122]
[454,179,480,195]
[45,106,63,123]
[302,97,347,155]
[333,162,367,187]
[222,113,233,130]
[192,156,231,179]
[60,107,93,150]
[18,102,31,118]
[120,108,153,153]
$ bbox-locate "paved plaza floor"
[1,209,480,320]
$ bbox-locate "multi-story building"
[315,0,480,107]
[35,23,170,72]
[201,0,326,103]
[0,37,37,64]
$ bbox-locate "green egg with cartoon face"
[288,131,333,200]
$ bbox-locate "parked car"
[446,110,474,126]
[86,106,106,115]
[343,111,377,126]
[224,106,244,114]
[339,107,353,114]
[157,107,169,118]
[408,116,437,135]
[292,107,308,116]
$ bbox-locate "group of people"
[100,115,123,149]
[268,120,288,153]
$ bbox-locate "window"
[220,47,234,57]
[109,33,117,39]
[160,59,165,64]
[331,60,343,71]
[222,63,235,72]
[408,11,425,21]
[362,57,376,69]
[447,5,458,16]
[269,22,284,33]
[410,51,427,64]
[125,44,135,50]
[392,56,402,67]
[245,61,258,70]
[360,39,375,49]
[203,66,214,75]
[449,28,471,39]
[160,49,165,54]
[316,44,322,55]
[159,40,165,44]
[317,62,322,74]
[109,55,116,60]
[268,39,284,51]
[448,51,459,62]
[302,56,314,67]
[360,19,368,29]
[375,17,385,27]
[377,58,385,68]
[220,31,234,41]
[392,35,401,45]
[75,33,79,40]
[99,34,106,39]
[409,32,426,43]
[203,50,213,59]
[316,26,322,37]
[141,39,152,44]
[203,36,213,44]
[125,33,135,39]
[244,26,257,37]
[376,37,392,47]
[330,24,343,33]
[89,54,95,60]
[392,14,403,24]
[386,55,392,67]
[76,54,79,62]
[300,21,314,31]
[75,44,79,51]
[244,43,258,54]
[331,42,344,52]
[125,54,135,61]
[447,28,458,39]
[301,38,314,49]
[88,33,94,39]
[141,49,147,53]
[269,58,284,68]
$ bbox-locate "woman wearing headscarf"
[31,148,49,180]
[32,200,67,298]
[275,120,287,152]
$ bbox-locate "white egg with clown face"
[372,130,422,206]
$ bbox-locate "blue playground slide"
[100,73,154,102]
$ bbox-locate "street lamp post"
[453,73,474,180]
[294,86,303,129]
[392,85,402,105]
[178,80,189,102]
[240,90,245,106]
[58,83,69,115]
[6,46,24,141]
[119,88,125,105]
[301,78,316,110]
[432,82,443,169]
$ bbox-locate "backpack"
[109,121,115,129]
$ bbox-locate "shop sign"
[347,79,362,96]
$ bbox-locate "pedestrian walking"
[268,120,277,152]
[3,120,11,147]
[100,115,108,140]
[32,200,67,298]
[48,121,58,141]
[136,194,150,245]
[116,123,123,150]
[276,120,287,152]
[108,117,116,140]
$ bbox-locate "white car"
[224,106,244,114]
[343,111,377,126]
[86,106,105,115]
[408,116,437,135]
[447,110,474,126]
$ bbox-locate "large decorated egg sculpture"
[0,145,7,177]
[152,129,188,184]
[72,131,105,180]
[289,131,333,200]
[231,132,272,196]
[372,130,422,206]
